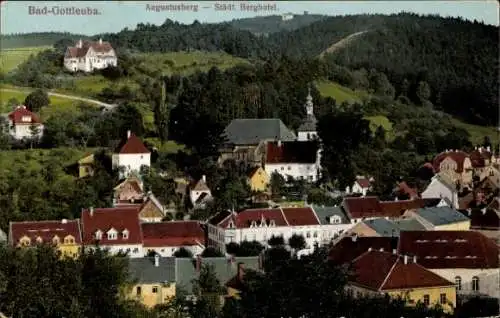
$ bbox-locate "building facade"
[7,106,44,140]
[64,39,117,72]
[112,131,151,179]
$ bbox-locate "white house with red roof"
[346,176,374,196]
[7,105,44,140]
[141,221,205,257]
[207,206,352,253]
[264,140,321,182]
[81,206,144,257]
[64,39,117,72]
[112,130,151,178]
[189,175,213,209]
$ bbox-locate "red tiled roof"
[281,207,319,226]
[396,182,419,199]
[459,209,500,230]
[328,236,399,265]
[81,207,142,245]
[356,178,371,189]
[218,208,288,228]
[65,40,114,58]
[8,106,42,125]
[265,141,318,164]
[433,151,469,173]
[343,197,425,219]
[350,250,454,291]
[379,199,426,217]
[469,148,492,168]
[142,221,205,247]
[398,231,499,269]
[118,132,149,154]
[10,219,82,245]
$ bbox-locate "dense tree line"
[228,14,327,34]
[0,32,87,49]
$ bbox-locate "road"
[0,87,117,110]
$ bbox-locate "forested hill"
[228,13,327,34]
[0,32,87,49]
[264,13,499,125]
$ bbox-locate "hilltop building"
[64,39,117,72]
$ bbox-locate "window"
[152,286,159,293]
[287,166,291,170]
[423,294,430,306]
[122,229,129,240]
[306,232,311,238]
[472,276,479,291]
[455,276,462,291]
[313,232,318,238]
[440,293,446,304]
[107,232,117,240]
[136,286,141,295]
[53,236,60,245]
[95,230,102,240]
[133,248,139,253]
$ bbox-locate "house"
[345,176,373,196]
[128,255,176,308]
[64,38,117,72]
[328,236,399,265]
[9,219,82,258]
[403,206,470,231]
[432,150,473,188]
[137,193,166,223]
[113,173,145,206]
[112,131,150,179]
[347,249,456,313]
[247,166,269,193]
[189,175,212,209]
[207,206,351,253]
[346,217,426,238]
[421,173,459,209]
[297,89,318,141]
[398,231,499,299]
[469,146,496,176]
[264,140,321,182]
[341,196,432,224]
[141,221,205,257]
[219,118,296,165]
[7,105,44,140]
[310,205,353,244]
[81,207,143,257]
[459,208,500,243]
[78,153,94,178]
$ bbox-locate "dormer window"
[269,220,276,227]
[53,235,60,245]
[36,236,43,244]
[19,236,31,247]
[95,230,103,240]
[64,235,75,244]
[21,116,31,123]
[250,221,257,228]
[107,228,118,240]
[227,220,235,229]
[122,229,129,240]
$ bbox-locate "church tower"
[297,87,318,141]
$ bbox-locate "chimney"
[237,262,245,281]
[127,130,131,139]
[403,255,408,265]
[486,146,491,152]
[89,207,94,217]
[77,39,82,48]
[392,249,397,255]
[154,254,160,267]
[277,140,282,147]
[413,255,417,264]
[99,38,102,45]
[379,248,384,252]
[368,247,372,252]
[467,208,472,216]
[479,147,483,153]
[202,175,206,183]
[351,234,358,242]
[61,219,67,224]
[196,255,202,272]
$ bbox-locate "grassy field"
[451,118,499,145]
[145,138,185,154]
[315,80,368,104]
[0,46,53,73]
[0,88,97,119]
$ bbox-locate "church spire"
[305,86,314,116]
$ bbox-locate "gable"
[140,200,163,218]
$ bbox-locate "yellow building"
[128,255,176,308]
[247,167,269,192]
[347,250,456,313]
[9,219,82,258]
[404,206,471,231]
[78,153,95,178]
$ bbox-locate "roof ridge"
[379,254,400,291]
[279,207,290,226]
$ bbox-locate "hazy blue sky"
[1,1,498,35]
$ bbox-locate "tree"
[235,241,265,257]
[7,97,19,109]
[28,123,40,149]
[201,247,224,257]
[153,79,170,144]
[268,235,285,247]
[288,234,306,252]
[24,89,50,112]
[190,264,224,317]
[482,135,492,149]
[269,171,285,196]
[416,81,432,106]
[173,247,193,258]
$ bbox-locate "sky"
[1,1,498,35]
